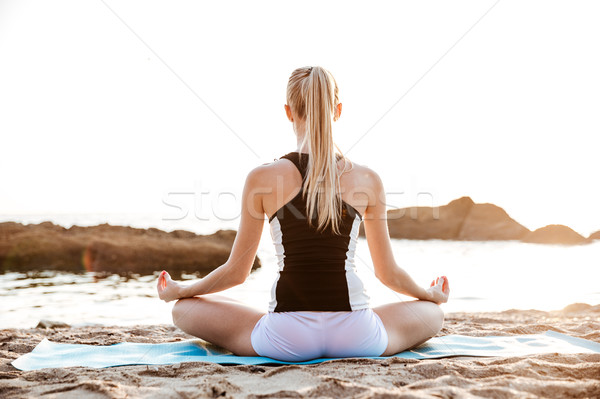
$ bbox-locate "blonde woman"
[157,66,449,361]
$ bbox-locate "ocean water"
[1,213,599,329]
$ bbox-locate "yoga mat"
[12,331,600,371]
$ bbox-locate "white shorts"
[250,309,389,362]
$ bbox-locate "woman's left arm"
[157,167,266,302]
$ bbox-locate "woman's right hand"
[426,276,450,304]
[157,270,183,303]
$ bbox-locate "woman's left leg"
[171,294,265,356]
[373,300,444,356]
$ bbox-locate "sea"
[1,213,599,329]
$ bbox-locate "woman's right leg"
[171,294,265,356]
[372,300,444,356]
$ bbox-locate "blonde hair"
[286,66,350,234]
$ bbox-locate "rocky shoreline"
[360,196,598,245]
[0,222,260,277]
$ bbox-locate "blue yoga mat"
[12,331,600,371]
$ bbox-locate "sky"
[1,0,599,236]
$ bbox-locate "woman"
[157,66,449,361]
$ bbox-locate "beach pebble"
[35,320,71,329]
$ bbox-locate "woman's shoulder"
[339,158,383,189]
[244,156,298,184]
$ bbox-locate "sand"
[1,305,599,399]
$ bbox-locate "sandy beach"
[1,304,599,398]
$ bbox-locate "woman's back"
[263,151,371,312]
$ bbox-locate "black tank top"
[267,152,370,312]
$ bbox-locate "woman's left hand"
[157,270,183,303]
[425,276,450,304]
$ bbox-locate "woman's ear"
[334,103,342,121]
[284,104,294,122]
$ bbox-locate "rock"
[361,196,529,241]
[0,221,27,238]
[382,196,475,240]
[521,224,588,245]
[83,237,232,276]
[457,203,529,241]
[36,320,71,329]
[589,230,600,240]
[0,224,85,273]
[0,222,261,276]
[561,303,592,313]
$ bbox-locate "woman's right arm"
[362,168,449,304]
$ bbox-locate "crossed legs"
[171,295,443,358]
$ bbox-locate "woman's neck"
[295,133,309,154]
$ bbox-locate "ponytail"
[286,66,347,234]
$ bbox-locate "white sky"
[1,0,599,236]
